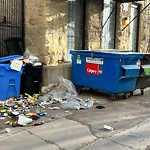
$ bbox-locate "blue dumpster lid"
[70,50,143,59]
[70,49,142,54]
[0,55,23,63]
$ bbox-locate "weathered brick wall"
[116,1,149,52]
[25,0,149,66]
[85,0,102,50]
[25,0,67,66]
[116,3,131,50]
[139,0,150,53]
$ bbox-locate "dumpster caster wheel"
[130,92,133,96]
[89,88,94,92]
[141,89,144,95]
[76,86,82,94]
[110,95,116,101]
[123,94,128,99]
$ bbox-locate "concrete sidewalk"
[0,88,150,150]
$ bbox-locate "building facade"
[25,0,149,66]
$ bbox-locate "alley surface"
[0,88,150,150]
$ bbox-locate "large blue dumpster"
[70,50,143,99]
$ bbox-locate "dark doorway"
[0,0,24,57]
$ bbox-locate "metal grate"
[0,0,24,57]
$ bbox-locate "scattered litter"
[30,115,40,120]
[33,121,44,126]
[61,100,80,110]
[5,128,11,133]
[38,113,46,116]
[17,115,33,126]
[0,77,95,130]
[0,117,5,120]
[104,125,114,131]
[65,110,70,113]
[5,121,12,125]
[49,107,61,110]
[11,111,20,116]
[80,98,94,109]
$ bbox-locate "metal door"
[0,0,24,57]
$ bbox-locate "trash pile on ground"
[39,76,94,110]
[0,77,94,130]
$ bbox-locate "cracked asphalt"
[1,88,150,150]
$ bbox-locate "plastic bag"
[38,94,51,102]
[23,48,42,66]
[23,48,32,59]
[61,100,80,110]
[41,83,57,94]
[58,76,77,96]
[79,97,94,109]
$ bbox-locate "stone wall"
[116,1,150,52]
[25,0,103,65]
[85,0,102,50]
[116,3,131,50]
[25,0,149,65]
[139,0,150,53]
[25,0,67,66]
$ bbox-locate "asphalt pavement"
[0,88,150,150]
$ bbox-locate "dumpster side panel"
[0,64,21,101]
[71,50,142,94]
[72,53,119,93]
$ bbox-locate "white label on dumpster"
[77,59,81,64]
[76,55,82,64]
[86,57,103,64]
[10,59,23,72]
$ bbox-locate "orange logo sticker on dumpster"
[86,63,99,75]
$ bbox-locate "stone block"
[28,17,46,25]
[37,7,47,16]
[42,63,72,85]
[34,0,46,7]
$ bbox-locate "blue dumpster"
[70,50,143,100]
[0,55,23,101]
